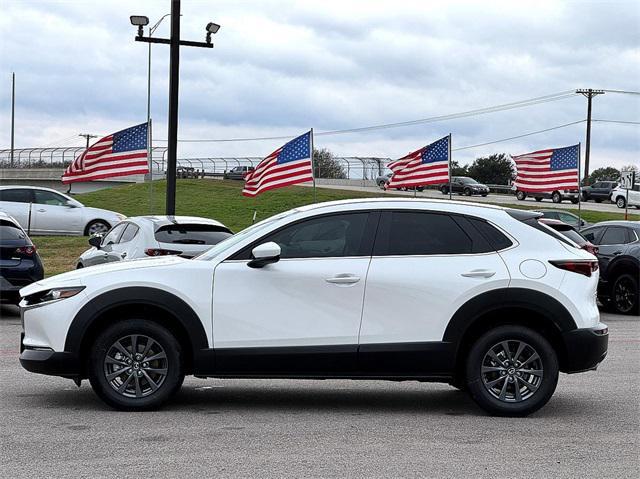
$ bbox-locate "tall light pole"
[131,1,219,215]
[10,72,15,167]
[576,88,604,185]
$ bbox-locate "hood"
[20,255,185,296]
[83,206,125,221]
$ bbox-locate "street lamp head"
[130,15,149,26]
[206,22,221,34]
[130,15,149,37]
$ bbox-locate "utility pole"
[79,133,98,149]
[576,89,604,185]
[10,72,15,167]
[131,0,218,215]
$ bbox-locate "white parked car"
[19,199,607,416]
[610,185,640,209]
[77,216,233,268]
[0,186,125,235]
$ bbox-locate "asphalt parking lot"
[0,305,638,478]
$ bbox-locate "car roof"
[129,215,228,228]
[0,185,63,193]
[584,220,640,229]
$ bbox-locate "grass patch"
[35,179,639,277]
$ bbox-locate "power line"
[600,89,640,95]
[452,120,585,152]
[154,90,577,143]
[592,119,640,125]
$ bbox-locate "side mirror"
[247,242,281,269]
[88,235,102,249]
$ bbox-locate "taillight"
[549,260,598,277]
[144,248,182,257]
[15,246,36,256]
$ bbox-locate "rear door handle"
[37,208,46,212]
[613,251,622,255]
[461,269,496,278]
[325,273,361,285]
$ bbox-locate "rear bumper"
[561,324,608,373]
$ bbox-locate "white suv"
[19,199,608,416]
[610,185,640,209]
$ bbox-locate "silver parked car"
[77,216,233,268]
[0,186,124,236]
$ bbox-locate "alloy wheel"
[88,222,109,235]
[481,340,543,403]
[614,276,636,314]
[103,334,168,398]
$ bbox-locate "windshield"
[194,210,297,261]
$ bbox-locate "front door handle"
[37,208,46,213]
[461,269,496,278]
[325,273,361,285]
[613,251,622,255]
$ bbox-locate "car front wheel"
[88,319,184,411]
[612,273,639,315]
[552,192,562,203]
[465,325,558,417]
[85,220,110,236]
[516,191,526,201]
[616,196,626,208]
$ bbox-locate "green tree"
[450,160,468,176]
[588,167,620,184]
[313,148,347,179]
[466,153,515,185]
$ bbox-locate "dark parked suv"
[0,212,44,304]
[581,221,640,315]
[581,181,618,203]
[224,166,255,180]
[440,177,489,196]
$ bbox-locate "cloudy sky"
[1,0,639,170]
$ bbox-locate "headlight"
[23,286,85,307]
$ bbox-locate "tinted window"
[376,212,473,255]
[554,228,587,246]
[600,227,629,245]
[558,212,578,224]
[259,213,368,259]
[155,224,233,245]
[119,224,139,243]
[34,190,68,206]
[468,218,513,250]
[582,227,603,243]
[102,223,126,245]
[0,189,32,203]
[592,182,601,188]
[0,221,26,241]
[542,211,559,220]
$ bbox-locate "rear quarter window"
[0,221,26,240]
[155,224,233,245]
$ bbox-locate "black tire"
[595,198,602,203]
[377,181,386,190]
[516,190,526,201]
[616,196,626,208]
[464,188,472,196]
[535,197,543,202]
[76,263,84,269]
[84,220,111,236]
[416,186,424,192]
[552,192,562,203]
[611,273,639,315]
[465,325,559,417]
[441,185,448,195]
[88,319,184,411]
[481,193,488,197]
[570,198,579,204]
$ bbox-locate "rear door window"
[582,227,604,244]
[374,211,473,256]
[119,224,140,243]
[0,189,33,203]
[101,223,127,245]
[155,224,233,245]
[600,227,629,245]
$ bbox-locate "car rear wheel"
[88,319,184,411]
[552,192,562,203]
[611,273,639,315]
[85,220,110,236]
[464,188,472,196]
[465,325,558,417]
[616,196,626,208]
[535,197,543,202]
[441,185,448,195]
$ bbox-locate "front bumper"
[561,323,608,373]
[19,334,81,377]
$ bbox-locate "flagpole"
[310,128,317,204]
[448,133,453,200]
[148,118,153,215]
[577,142,582,227]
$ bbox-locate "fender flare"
[443,288,577,346]
[64,286,209,356]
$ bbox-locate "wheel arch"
[606,256,640,282]
[65,287,209,377]
[444,288,577,380]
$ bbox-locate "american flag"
[62,123,149,184]
[386,135,450,189]
[512,144,579,192]
[242,131,313,197]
